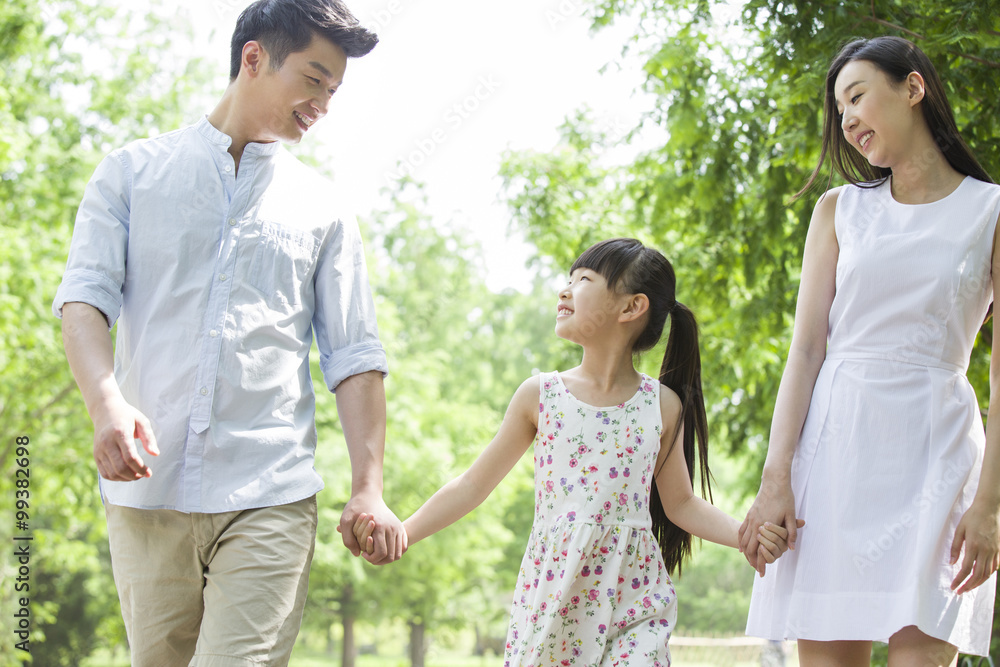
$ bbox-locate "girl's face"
[834,59,921,170]
[555,268,625,344]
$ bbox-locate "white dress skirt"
[746,177,1000,655]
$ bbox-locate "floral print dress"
[504,372,677,667]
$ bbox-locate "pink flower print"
[609,467,618,479]
[533,557,542,566]
[643,382,653,392]
[540,601,547,611]
[545,480,554,493]
[658,619,670,627]
[595,565,603,575]
[626,446,634,454]
[581,565,590,576]
[623,467,630,477]
[546,570,555,581]
[631,578,641,590]
[587,465,597,473]
[544,381,552,390]
[603,501,612,511]
[547,454,553,464]
[569,458,578,468]
[561,661,570,667]
[642,597,652,608]
[539,402,544,413]
[599,546,609,555]
[588,589,599,601]
[618,493,627,506]
[555,419,564,429]
[595,514,603,523]
[577,444,587,454]
[531,613,539,623]
[618,576,625,584]
[573,647,581,657]
[598,624,607,634]
[635,435,643,446]
[567,511,576,522]
[571,595,580,605]
[559,606,569,617]
[643,575,650,585]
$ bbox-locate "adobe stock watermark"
[852,459,967,575]
[357,0,407,33]
[544,0,587,30]
[384,74,501,185]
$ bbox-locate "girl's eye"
[307,77,320,84]
[851,93,862,104]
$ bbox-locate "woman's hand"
[739,475,799,576]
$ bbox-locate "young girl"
[353,238,796,665]
[740,37,1000,663]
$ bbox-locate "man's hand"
[92,398,159,481]
[339,493,406,564]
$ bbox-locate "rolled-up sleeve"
[52,151,131,329]
[312,211,388,392]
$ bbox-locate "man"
[52,1,404,664]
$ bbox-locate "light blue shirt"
[53,117,388,513]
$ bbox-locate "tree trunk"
[409,620,426,667]
[341,584,356,667]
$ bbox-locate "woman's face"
[834,59,922,170]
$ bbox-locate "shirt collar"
[196,116,282,157]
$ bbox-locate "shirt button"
[228,218,237,226]
[224,165,232,173]
[210,330,219,338]
[199,387,208,396]
[219,274,227,281]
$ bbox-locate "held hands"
[92,398,159,481]
[341,512,408,565]
[950,500,1000,594]
[753,519,806,577]
[739,476,800,576]
[338,497,406,564]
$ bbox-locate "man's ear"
[242,40,266,78]
[619,294,649,323]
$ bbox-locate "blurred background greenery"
[1,0,998,664]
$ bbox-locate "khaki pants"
[105,495,317,666]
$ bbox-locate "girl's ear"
[905,71,926,107]
[619,294,649,323]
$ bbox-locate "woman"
[740,36,1000,664]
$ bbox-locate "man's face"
[252,34,348,144]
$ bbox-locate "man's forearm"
[335,370,387,495]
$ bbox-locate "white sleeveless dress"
[746,177,1000,654]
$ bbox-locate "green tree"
[0,0,209,663]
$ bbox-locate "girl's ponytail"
[650,301,711,575]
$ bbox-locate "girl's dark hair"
[572,238,710,575]
[230,0,378,81]
[797,35,993,199]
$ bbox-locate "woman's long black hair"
[797,35,993,200]
[572,238,710,575]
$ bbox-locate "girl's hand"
[950,500,1000,594]
[337,512,377,558]
[754,519,806,576]
[739,476,799,576]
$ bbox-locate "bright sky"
[175,0,653,292]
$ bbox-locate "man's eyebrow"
[308,61,333,78]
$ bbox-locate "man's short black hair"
[230,0,378,80]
